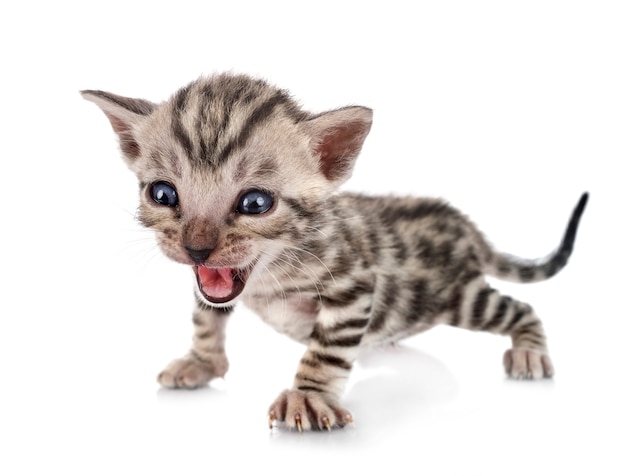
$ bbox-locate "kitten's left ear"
[81,90,156,162]
[302,106,373,185]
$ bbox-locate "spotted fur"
[82,73,588,432]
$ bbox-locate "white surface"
[1,1,624,475]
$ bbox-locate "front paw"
[503,348,554,379]
[268,389,353,432]
[157,353,228,389]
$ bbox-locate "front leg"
[269,281,373,431]
[158,296,232,389]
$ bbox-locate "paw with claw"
[268,389,353,432]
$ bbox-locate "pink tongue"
[197,267,234,299]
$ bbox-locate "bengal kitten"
[82,73,588,432]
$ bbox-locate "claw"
[322,416,332,432]
[294,414,303,433]
[269,411,276,430]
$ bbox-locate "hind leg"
[449,276,554,379]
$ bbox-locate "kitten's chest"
[243,294,320,343]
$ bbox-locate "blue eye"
[150,182,178,207]
[237,190,273,215]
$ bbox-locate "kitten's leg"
[451,276,553,379]
[269,286,373,431]
[158,299,231,389]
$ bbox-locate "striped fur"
[82,73,588,432]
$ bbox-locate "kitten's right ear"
[81,90,156,161]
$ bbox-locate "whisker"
[255,256,288,321]
[280,243,336,287]
[280,249,324,299]
[254,244,327,305]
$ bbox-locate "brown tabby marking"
[82,73,588,431]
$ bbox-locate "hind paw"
[504,348,554,379]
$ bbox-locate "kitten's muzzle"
[185,246,213,264]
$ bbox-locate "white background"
[1,1,625,475]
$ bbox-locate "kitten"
[82,73,588,432]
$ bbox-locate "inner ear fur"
[303,106,373,184]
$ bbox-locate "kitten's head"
[82,73,372,306]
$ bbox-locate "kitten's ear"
[81,90,156,161]
[302,106,373,185]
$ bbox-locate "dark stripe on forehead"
[148,151,182,178]
[227,80,257,107]
[197,84,213,164]
[200,83,214,103]
[171,84,194,159]
[174,84,191,109]
[216,91,291,166]
[193,81,266,166]
[212,83,254,150]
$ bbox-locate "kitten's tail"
[483,192,589,283]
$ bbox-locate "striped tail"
[485,192,589,283]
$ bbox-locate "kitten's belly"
[360,322,435,348]
[244,292,435,347]
[243,295,319,344]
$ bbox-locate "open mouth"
[193,265,250,304]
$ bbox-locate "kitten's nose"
[185,246,213,264]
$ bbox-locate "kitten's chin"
[193,265,249,304]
